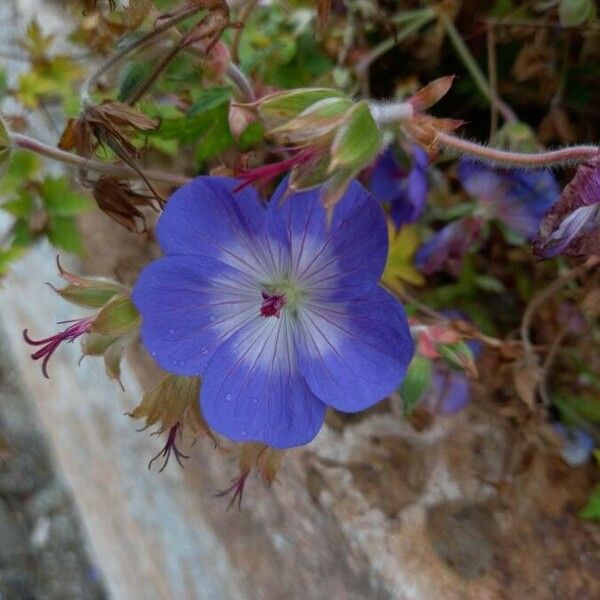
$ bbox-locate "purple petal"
[370,146,429,228]
[294,286,413,412]
[416,217,483,276]
[458,160,513,203]
[423,369,470,415]
[156,177,288,279]
[132,256,261,376]
[459,160,560,238]
[200,314,326,448]
[553,424,595,467]
[369,148,406,202]
[270,178,387,301]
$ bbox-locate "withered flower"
[129,374,217,471]
[59,101,160,195]
[215,443,284,509]
[92,176,160,233]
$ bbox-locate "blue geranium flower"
[132,177,413,448]
[369,145,429,228]
[458,160,560,239]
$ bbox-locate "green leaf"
[118,62,152,103]
[40,177,93,216]
[555,392,600,424]
[195,108,234,163]
[188,86,231,116]
[0,190,35,217]
[329,101,382,172]
[559,0,595,27]
[0,151,40,196]
[400,356,433,416]
[0,115,11,180]
[237,121,264,150]
[47,216,84,255]
[580,485,600,521]
[92,295,141,336]
[0,247,27,277]
[12,219,35,247]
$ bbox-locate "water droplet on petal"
[201,348,209,355]
[209,315,215,322]
[225,393,232,401]
[253,398,258,404]
[241,430,247,437]
[168,328,175,335]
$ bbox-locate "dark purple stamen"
[260,291,286,318]
[214,470,250,510]
[148,423,189,473]
[23,317,94,379]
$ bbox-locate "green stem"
[439,11,517,124]
[355,9,435,75]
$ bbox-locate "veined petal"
[295,286,413,412]
[157,177,288,280]
[270,178,387,301]
[132,256,261,376]
[200,313,326,448]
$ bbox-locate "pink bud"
[228,104,256,139]
[198,40,231,79]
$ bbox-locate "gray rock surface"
[0,321,106,600]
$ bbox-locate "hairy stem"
[435,130,599,167]
[369,102,413,124]
[11,133,191,187]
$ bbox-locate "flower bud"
[51,256,125,308]
[91,294,141,336]
[228,104,256,140]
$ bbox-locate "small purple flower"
[458,160,560,239]
[369,145,429,228]
[423,369,471,415]
[534,158,600,257]
[132,177,413,448]
[415,216,483,276]
[553,424,595,467]
[421,312,482,415]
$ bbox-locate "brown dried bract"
[60,101,160,196]
[92,176,159,233]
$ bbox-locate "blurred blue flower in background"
[553,424,595,467]
[458,160,560,239]
[369,145,429,228]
